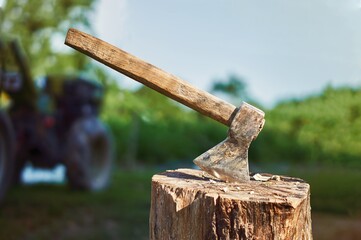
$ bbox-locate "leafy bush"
[101,84,226,166]
[102,83,361,169]
[253,86,361,168]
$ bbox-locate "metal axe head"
[193,102,265,182]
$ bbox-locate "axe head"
[193,102,265,182]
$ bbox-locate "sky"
[92,0,361,107]
[2,0,360,107]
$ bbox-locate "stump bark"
[149,168,312,240]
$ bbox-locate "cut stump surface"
[150,168,312,240]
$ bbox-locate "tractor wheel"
[0,111,15,202]
[64,117,113,191]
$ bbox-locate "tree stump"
[149,168,312,240]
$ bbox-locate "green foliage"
[101,84,226,166]
[0,0,97,77]
[252,86,361,168]
[211,74,250,103]
[102,82,361,169]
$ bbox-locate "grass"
[0,165,360,239]
[288,167,361,216]
[0,169,157,240]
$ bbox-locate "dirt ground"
[312,213,361,240]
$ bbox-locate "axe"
[65,28,265,182]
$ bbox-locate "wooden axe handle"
[65,28,236,126]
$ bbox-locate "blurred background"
[1,0,361,239]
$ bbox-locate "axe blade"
[194,102,265,182]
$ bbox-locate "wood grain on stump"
[149,168,312,240]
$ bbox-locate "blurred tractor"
[0,39,113,201]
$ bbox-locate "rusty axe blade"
[194,102,264,182]
[65,28,265,182]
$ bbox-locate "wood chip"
[253,173,271,182]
